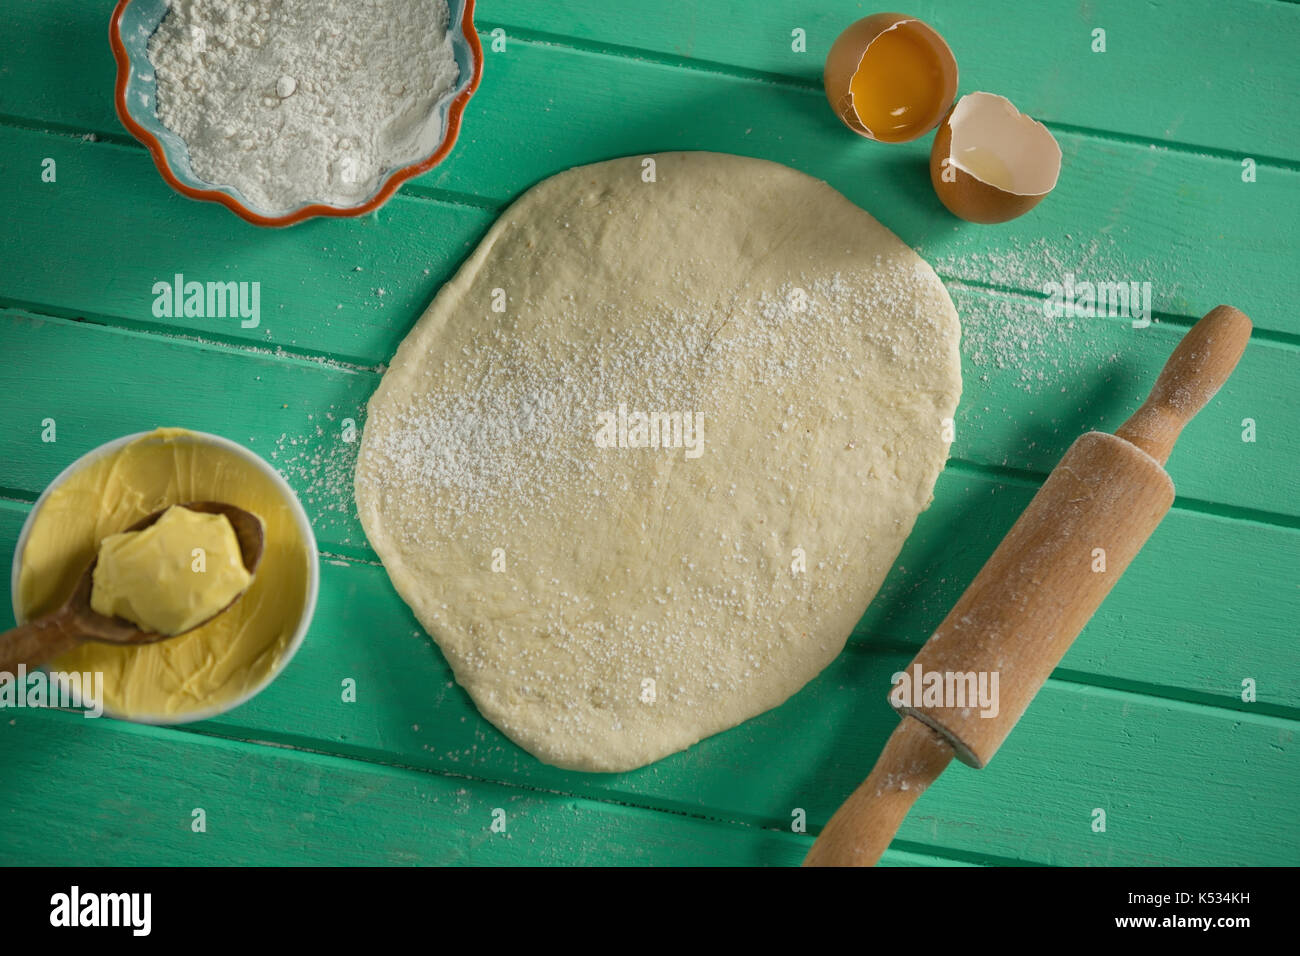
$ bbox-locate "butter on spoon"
[0,502,264,672]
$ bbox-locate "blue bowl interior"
[117,0,478,218]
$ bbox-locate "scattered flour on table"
[149,0,459,213]
[269,407,364,534]
[929,235,1179,393]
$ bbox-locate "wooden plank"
[477,0,1300,160]
[2,47,1297,339]
[0,310,378,556]
[947,287,1299,520]
[0,706,836,866]
[8,122,1293,366]
[855,469,1300,713]
[23,615,1300,866]
[1,289,1294,524]
[4,442,1296,716]
[191,643,1300,866]
[2,502,1293,865]
[0,131,495,368]
[4,0,1297,160]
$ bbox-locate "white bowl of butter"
[10,428,319,724]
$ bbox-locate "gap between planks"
[0,110,500,214]
[939,277,1300,352]
[852,637,1300,724]
[6,109,1297,231]
[943,460,1300,531]
[7,240,1299,365]
[0,297,386,375]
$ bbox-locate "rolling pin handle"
[1115,305,1252,465]
[804,716,954,867]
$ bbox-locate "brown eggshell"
[824,13,958,143]
[929,95,1061,224]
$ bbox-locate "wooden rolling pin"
[805,304,1252,867]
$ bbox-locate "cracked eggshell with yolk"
[823,13,958,144]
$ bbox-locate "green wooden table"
[0,0,1296,866]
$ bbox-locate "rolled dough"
[355,152,961,772]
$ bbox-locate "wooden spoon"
[0,502,264,673]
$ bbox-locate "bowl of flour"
[110,0,482,226]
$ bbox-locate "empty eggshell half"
[824,13,958,143]
[930,91,1062,223]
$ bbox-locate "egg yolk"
[849,22,948,142]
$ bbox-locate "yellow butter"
[91,505,254,636]
[17,428,310,720]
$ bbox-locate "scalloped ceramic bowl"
[109,0,482,227]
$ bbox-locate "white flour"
[149,0,460,214]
